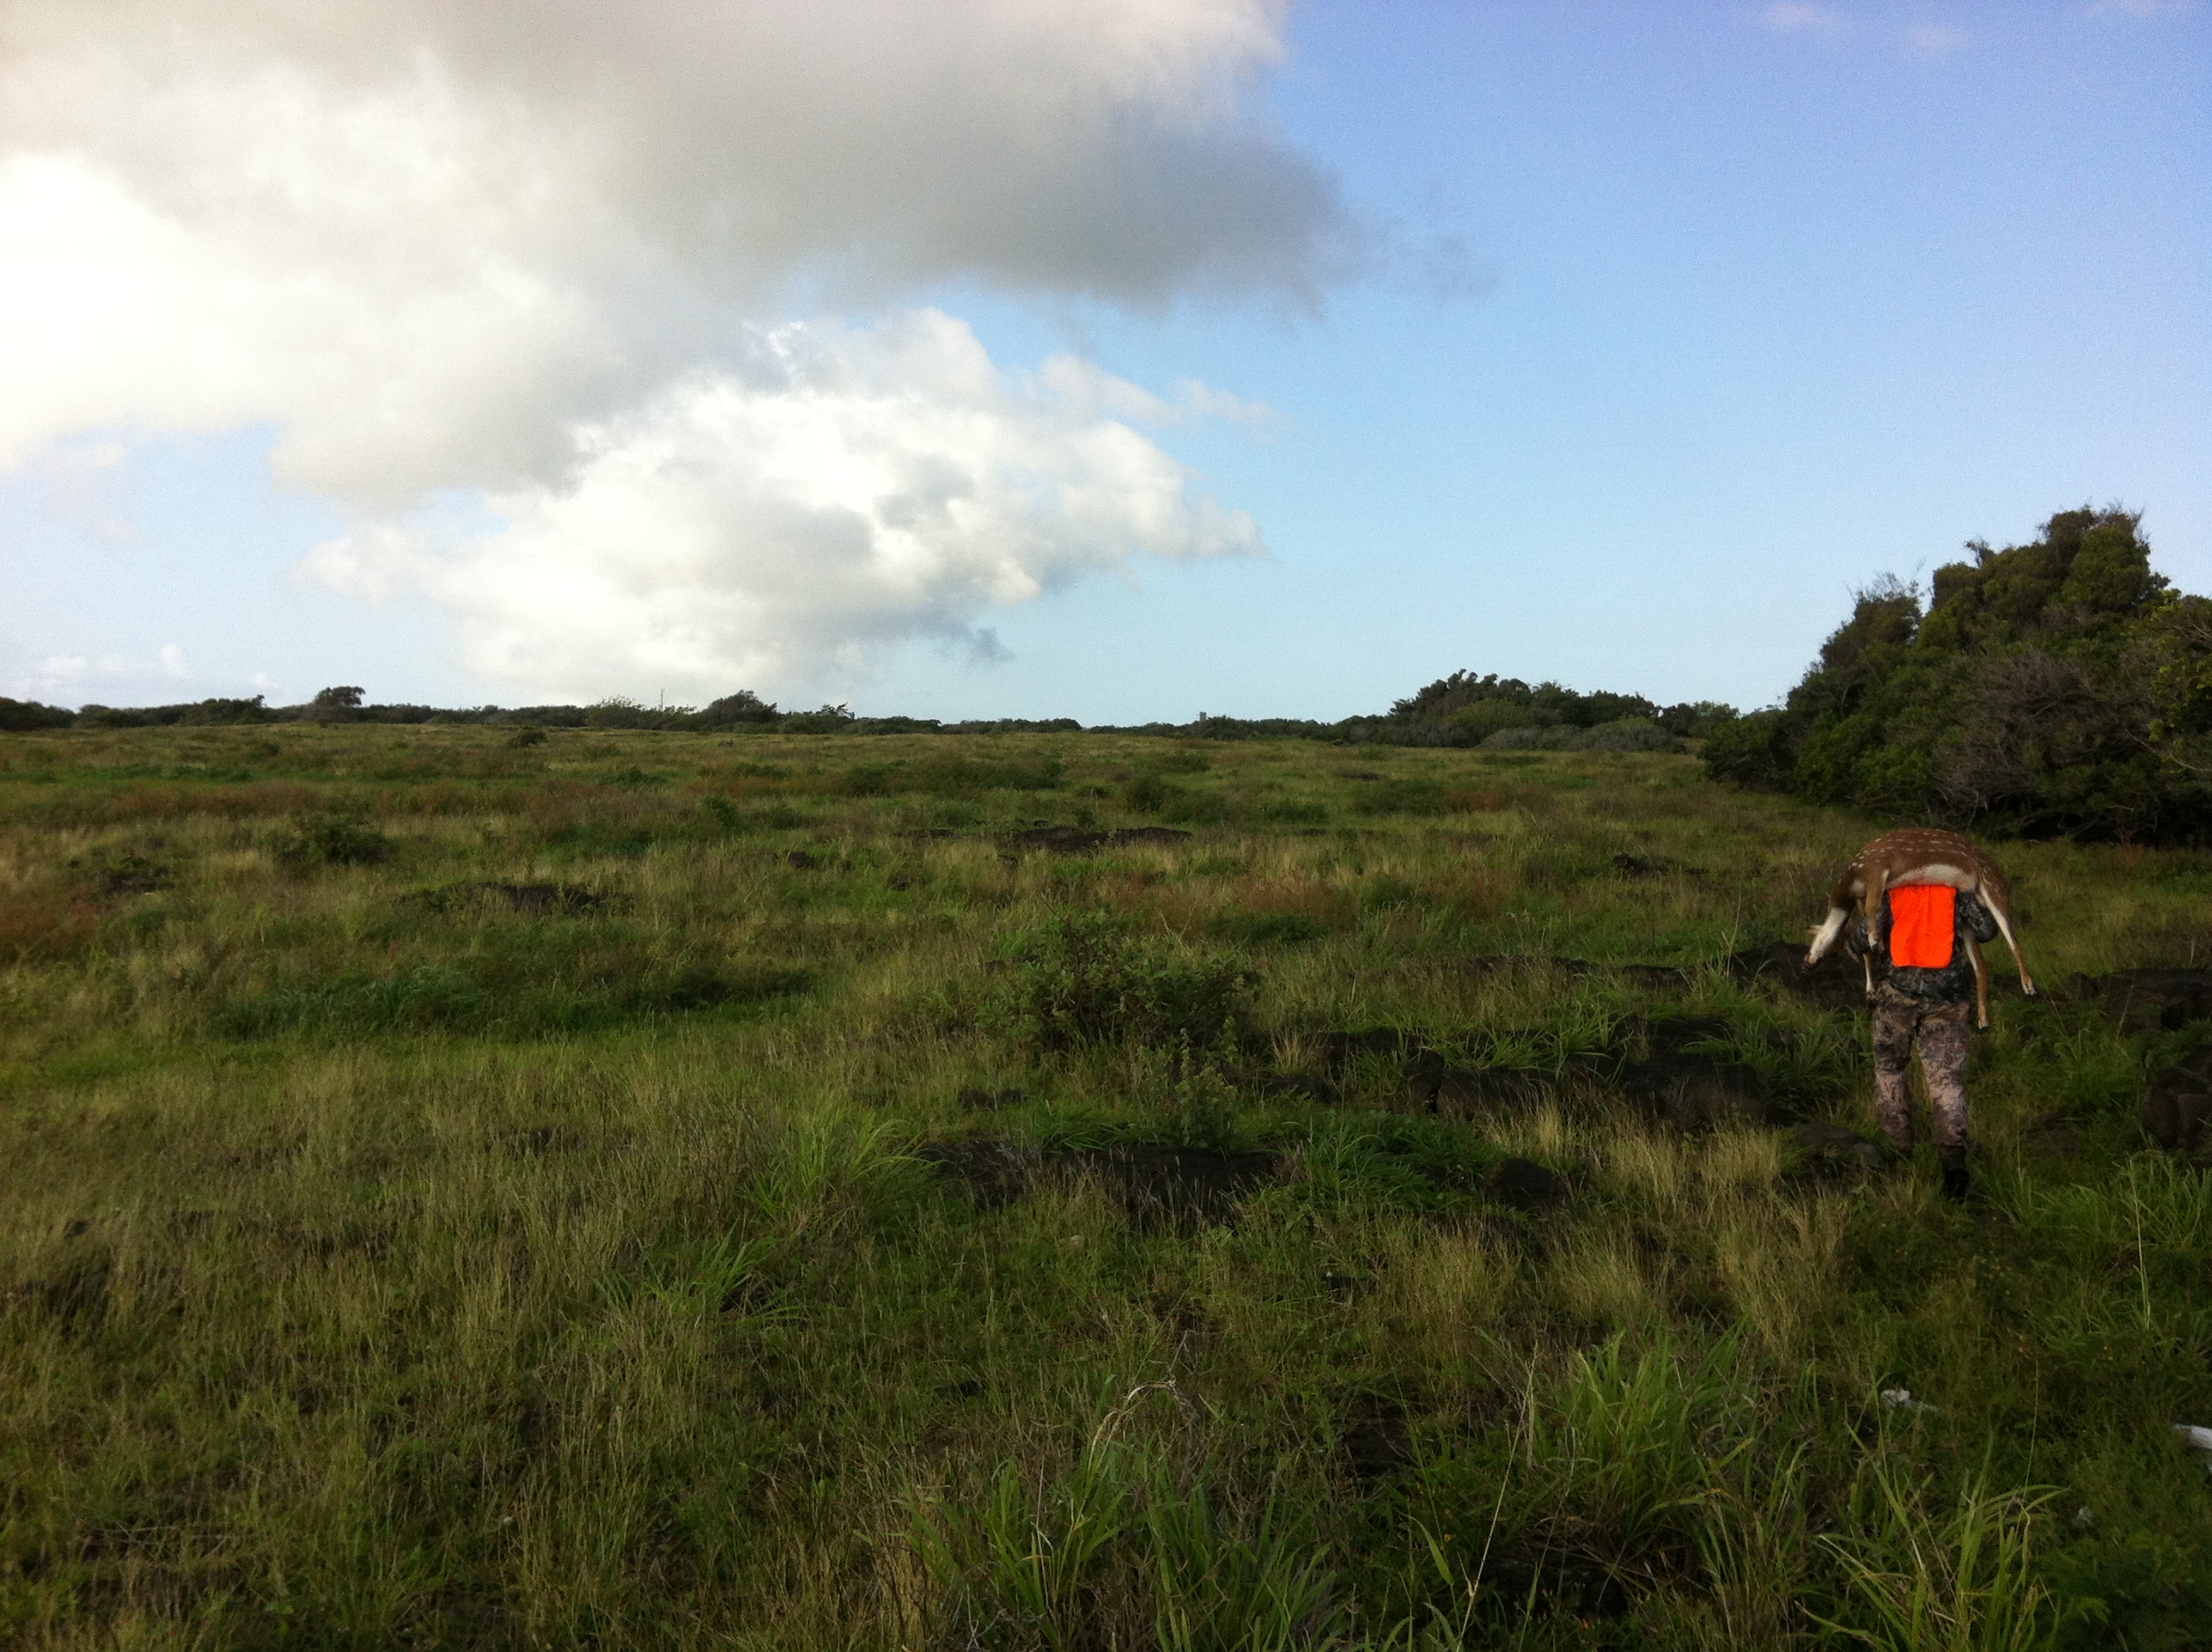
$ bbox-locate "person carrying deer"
[1806,829,2034,1202]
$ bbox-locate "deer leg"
[1863,875,1887,1003]
[1985,903,2035,997]
[1967,934,1990,1030]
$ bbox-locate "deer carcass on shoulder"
[1805,828,2034,1029]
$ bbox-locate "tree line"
[9,502,2203,838]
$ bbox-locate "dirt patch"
[491,882,608,914]
[2023,1112,2086,1159]
[1218,1066,1343,1106]
[410,881,611,916]
[500,1125,585,1156]
[2143,1041,2212,1151]
[1487,1156,1570,1212]
[917,1140,1039,1210]
[920,1139,1281,1224]
[1412,1062,1552,1119]
[1612,1017,1773,1130]
[96,852,174,894]
[1785,1121,1888,1184]
[1727,940,1868,1011]
[1002,826,1196,855]
[9,1259,113,1329]
[1312,1027,1433,1068]
[1339,1393,1414,1482]
[1082,1143,1281,1222]
[1473,1547,1631,1619]
[2070,968,2212,1033]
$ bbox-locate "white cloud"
[15,643,190,701]
[0,0,1335,688]
[299,311,1264,700]
[1760,3,1848,35]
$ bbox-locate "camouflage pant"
[1871,984,1971,1150]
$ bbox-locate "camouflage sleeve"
[1959,892,2000,943]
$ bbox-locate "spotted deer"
[1805,828,2034,1029]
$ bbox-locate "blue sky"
[3,0,2204,721]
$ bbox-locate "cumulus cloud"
[0,0,1337,689]
[300,311,1263,699]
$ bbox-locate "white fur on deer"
[1806,828,2035,1030]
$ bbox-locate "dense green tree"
[0,696,74,731]
[1706,508,2212,840]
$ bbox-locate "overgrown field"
[3,724,2209,1649]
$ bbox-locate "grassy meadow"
[3,723,2209,1649]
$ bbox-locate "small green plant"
[1169,1042,1249,1153]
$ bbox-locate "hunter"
[1854,881,2000,1201]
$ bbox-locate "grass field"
[3,723,2209,1649]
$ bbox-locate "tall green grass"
[2,724,2209,1648]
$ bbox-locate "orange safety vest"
[1887,884,1956,969]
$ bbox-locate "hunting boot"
[1938,1145,1970,1203]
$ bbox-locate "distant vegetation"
[12,502,2203,846]
[0,672,1731,751]
[1367,672,1737,752]
[1705,507,2212,841]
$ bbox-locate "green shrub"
[1122,773,1176,814]
[1703,509,2212,838]
[986,914,1256,1051]
[273,810,392,868]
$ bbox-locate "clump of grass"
[914,1386,1342,1652]
[1815,1463,2072,1652]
